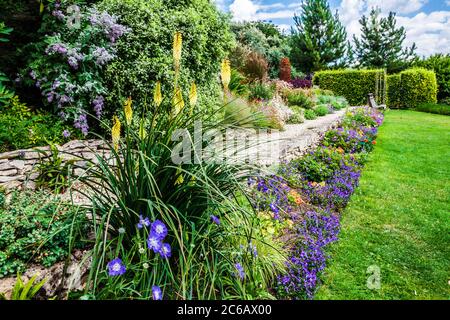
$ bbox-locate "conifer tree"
[290,0,348,73]
[353,8,417,73]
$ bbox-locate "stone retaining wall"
[0,139,110,191]
[0,108,352,191]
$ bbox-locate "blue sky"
[213,0,450,56]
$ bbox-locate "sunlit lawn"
[316,110,450,300]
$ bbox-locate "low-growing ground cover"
[315,110,450,299]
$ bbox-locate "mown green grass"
[316,110,450,300]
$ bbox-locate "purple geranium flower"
[158,243,172,259]
[62,130,71,138]
[107,258,126,276]
[210,215,220,225]
[235,263,245,280]
[147,234,162,252]
[151,220,168,240]
[152,286,162,300]
[137,215,151,229]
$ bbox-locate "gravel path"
[224,107,356,167]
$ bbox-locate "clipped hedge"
[387,74,402,109]
[313,69,386,106]
[387,68,438,109]
[400,68,437,108]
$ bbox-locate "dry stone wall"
[0,139,111,191]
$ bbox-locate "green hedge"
[414,54,450,101]
[387,74,402,109]
[313,69,386,106]
[387,68,438,109]
[400,68,437,108]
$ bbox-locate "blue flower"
[147,234,162,252]
[137,215,151,229]
[151,220,168,240]
[158,243,172,259]
[210,215,220,225]
[269,203,279,214]
[235,263,245,280]
[107,258,126,276]
[152,286,162,300]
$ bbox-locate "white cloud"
[338,0,450,56]
[229,0,259,21]
[229,0,299,22]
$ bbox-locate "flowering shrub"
[23,1,129,135]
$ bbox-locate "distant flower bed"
[249,107,384,299]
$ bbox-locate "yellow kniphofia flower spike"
[221,59,231,91]
[112,116,121,151]
[124,97,133,126]
[154,81,162,107]
[189,82,198,107]
[173,32,182,72]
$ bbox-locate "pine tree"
[353,8,417,73]
[290,0,348,73]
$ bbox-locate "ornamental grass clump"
[77,31,287,300]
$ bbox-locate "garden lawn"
[316,110,450,300]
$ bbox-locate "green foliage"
[0,190,88,277]
[291,147,360,183]
[286,90,314,109]
[413,54,450,101]
[0,73,14,107]
[0,274,47,300]
[387,74,402,108]
[392,68,438,109]
[342,108,378,128]
[98,0,234,113]
[35,144,74,193]
[248,82,274,101]
[290,0,348,73]
[314,104,329,116]
[415,103,450,116]
[314,69,387,106]
[230,21,290,78]
[287,106,305,124]
[0,96,75,152]
[0,21,13,43]
[229,69,249,96]
[304,109,317,120]
[352,8,417,73]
